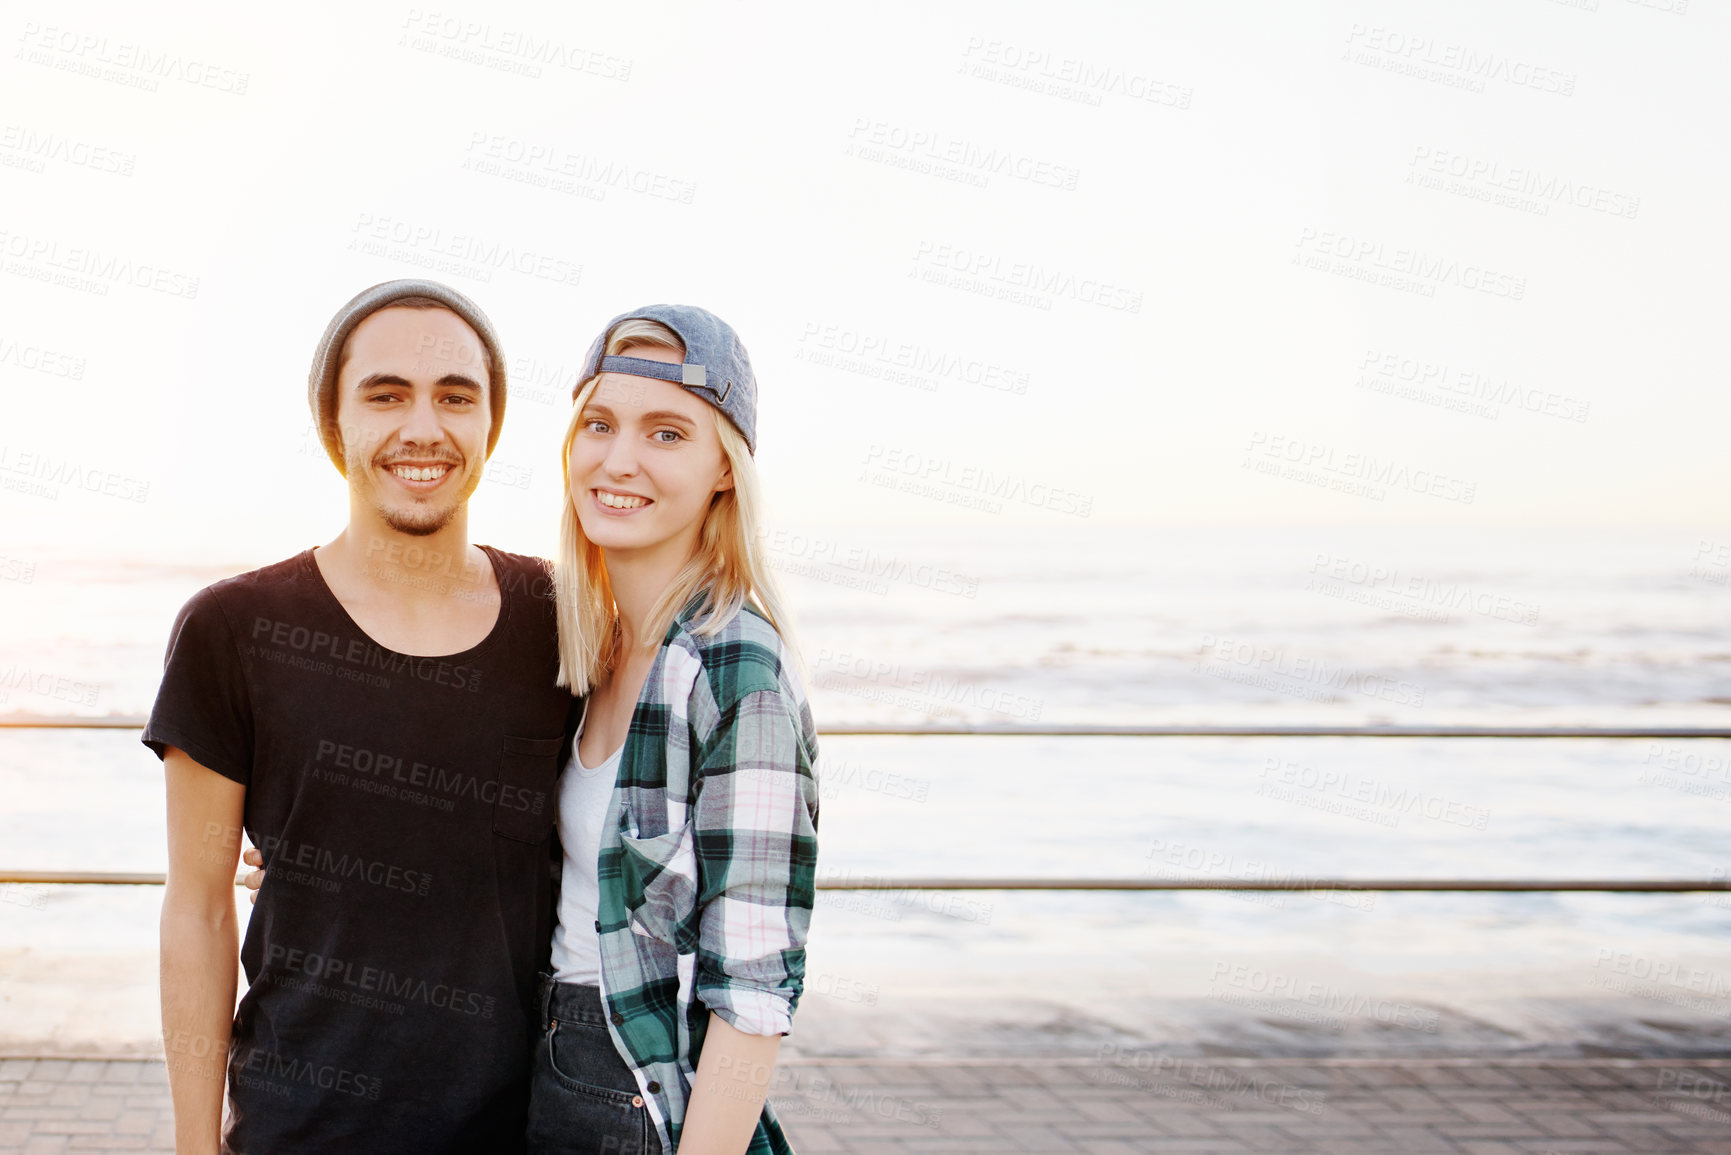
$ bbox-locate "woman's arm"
[678,1013,784,1155]
[684,685,820,1152]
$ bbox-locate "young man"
[145,279,576,1154]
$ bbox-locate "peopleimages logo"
[0,444,149,503]
[1258,757,1491,830]
[1193,633,1426,709]
[845,118,1080,190]
[0,664,99,707]
[757,528,981,600]
[1308,552,1540,625]
[1406,146,1639,220]
[398,9,633,81]
[798,322,1031,396]
[0,556,37,585]
[1293,227,1526,301]
[1355,347,1590,423]
[861,443,1093,517]
[248,615,484,693]
[348,213,582,287]
[812,648,1043,723]
[1243,432,1476,505]
[462,131,696,203]
[263,943,498,1018]
[1208,962,1442,1034]
[234,1047,383,1100]
[911,240,1143,312]
[0,333,86,379]
[1341,24,1576,96]
[0,124,136,175]
[957,37,1193,110]
[253,833,433,898]
[14,21,251,94]
[0,228,199,299]
[311,739,544,816]
[1093,1045,1326,1115]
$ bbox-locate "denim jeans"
[526,975,662,1155]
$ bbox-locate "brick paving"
[2,1054,1730,1153]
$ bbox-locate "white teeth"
[391,465,450,482]
[597,490,649,509]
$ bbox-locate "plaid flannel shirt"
[589,593,820,1155]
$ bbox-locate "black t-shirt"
[143,546,579,1155]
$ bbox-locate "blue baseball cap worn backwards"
[573,304,758,455]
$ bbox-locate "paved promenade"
[3,1054,1730,1153]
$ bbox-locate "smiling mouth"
[386,463,453,483]
[594,489,651,510]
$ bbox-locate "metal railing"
[4,717,1727,892]
[4,715,1729,738]
[2,870,1727,892]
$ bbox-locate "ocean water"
[4,524,1728,726]
[2,523,1728,1055]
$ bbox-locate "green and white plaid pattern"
[594,594,820,1155]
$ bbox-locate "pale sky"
[2,0,1726,559]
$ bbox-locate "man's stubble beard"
[350,456,485,538]
[379,498,457,538]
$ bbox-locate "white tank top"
[548,699,623,984]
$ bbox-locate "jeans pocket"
[527,1019,657,1155]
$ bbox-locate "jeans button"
[646,1080,661,1094]
[632,1095,644,1107]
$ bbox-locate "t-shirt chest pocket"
[492,735,563,843]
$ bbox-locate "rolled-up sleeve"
[692,687,820,1036]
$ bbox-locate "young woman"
[526,305,820,1155]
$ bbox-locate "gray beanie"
[307,279,507,476]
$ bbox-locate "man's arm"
[160,746,246,1155]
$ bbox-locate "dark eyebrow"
[582,404,698,427]
[355,372,484,393]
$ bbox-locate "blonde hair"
[554,318,803,694]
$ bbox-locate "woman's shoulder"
[680,601,803,709]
